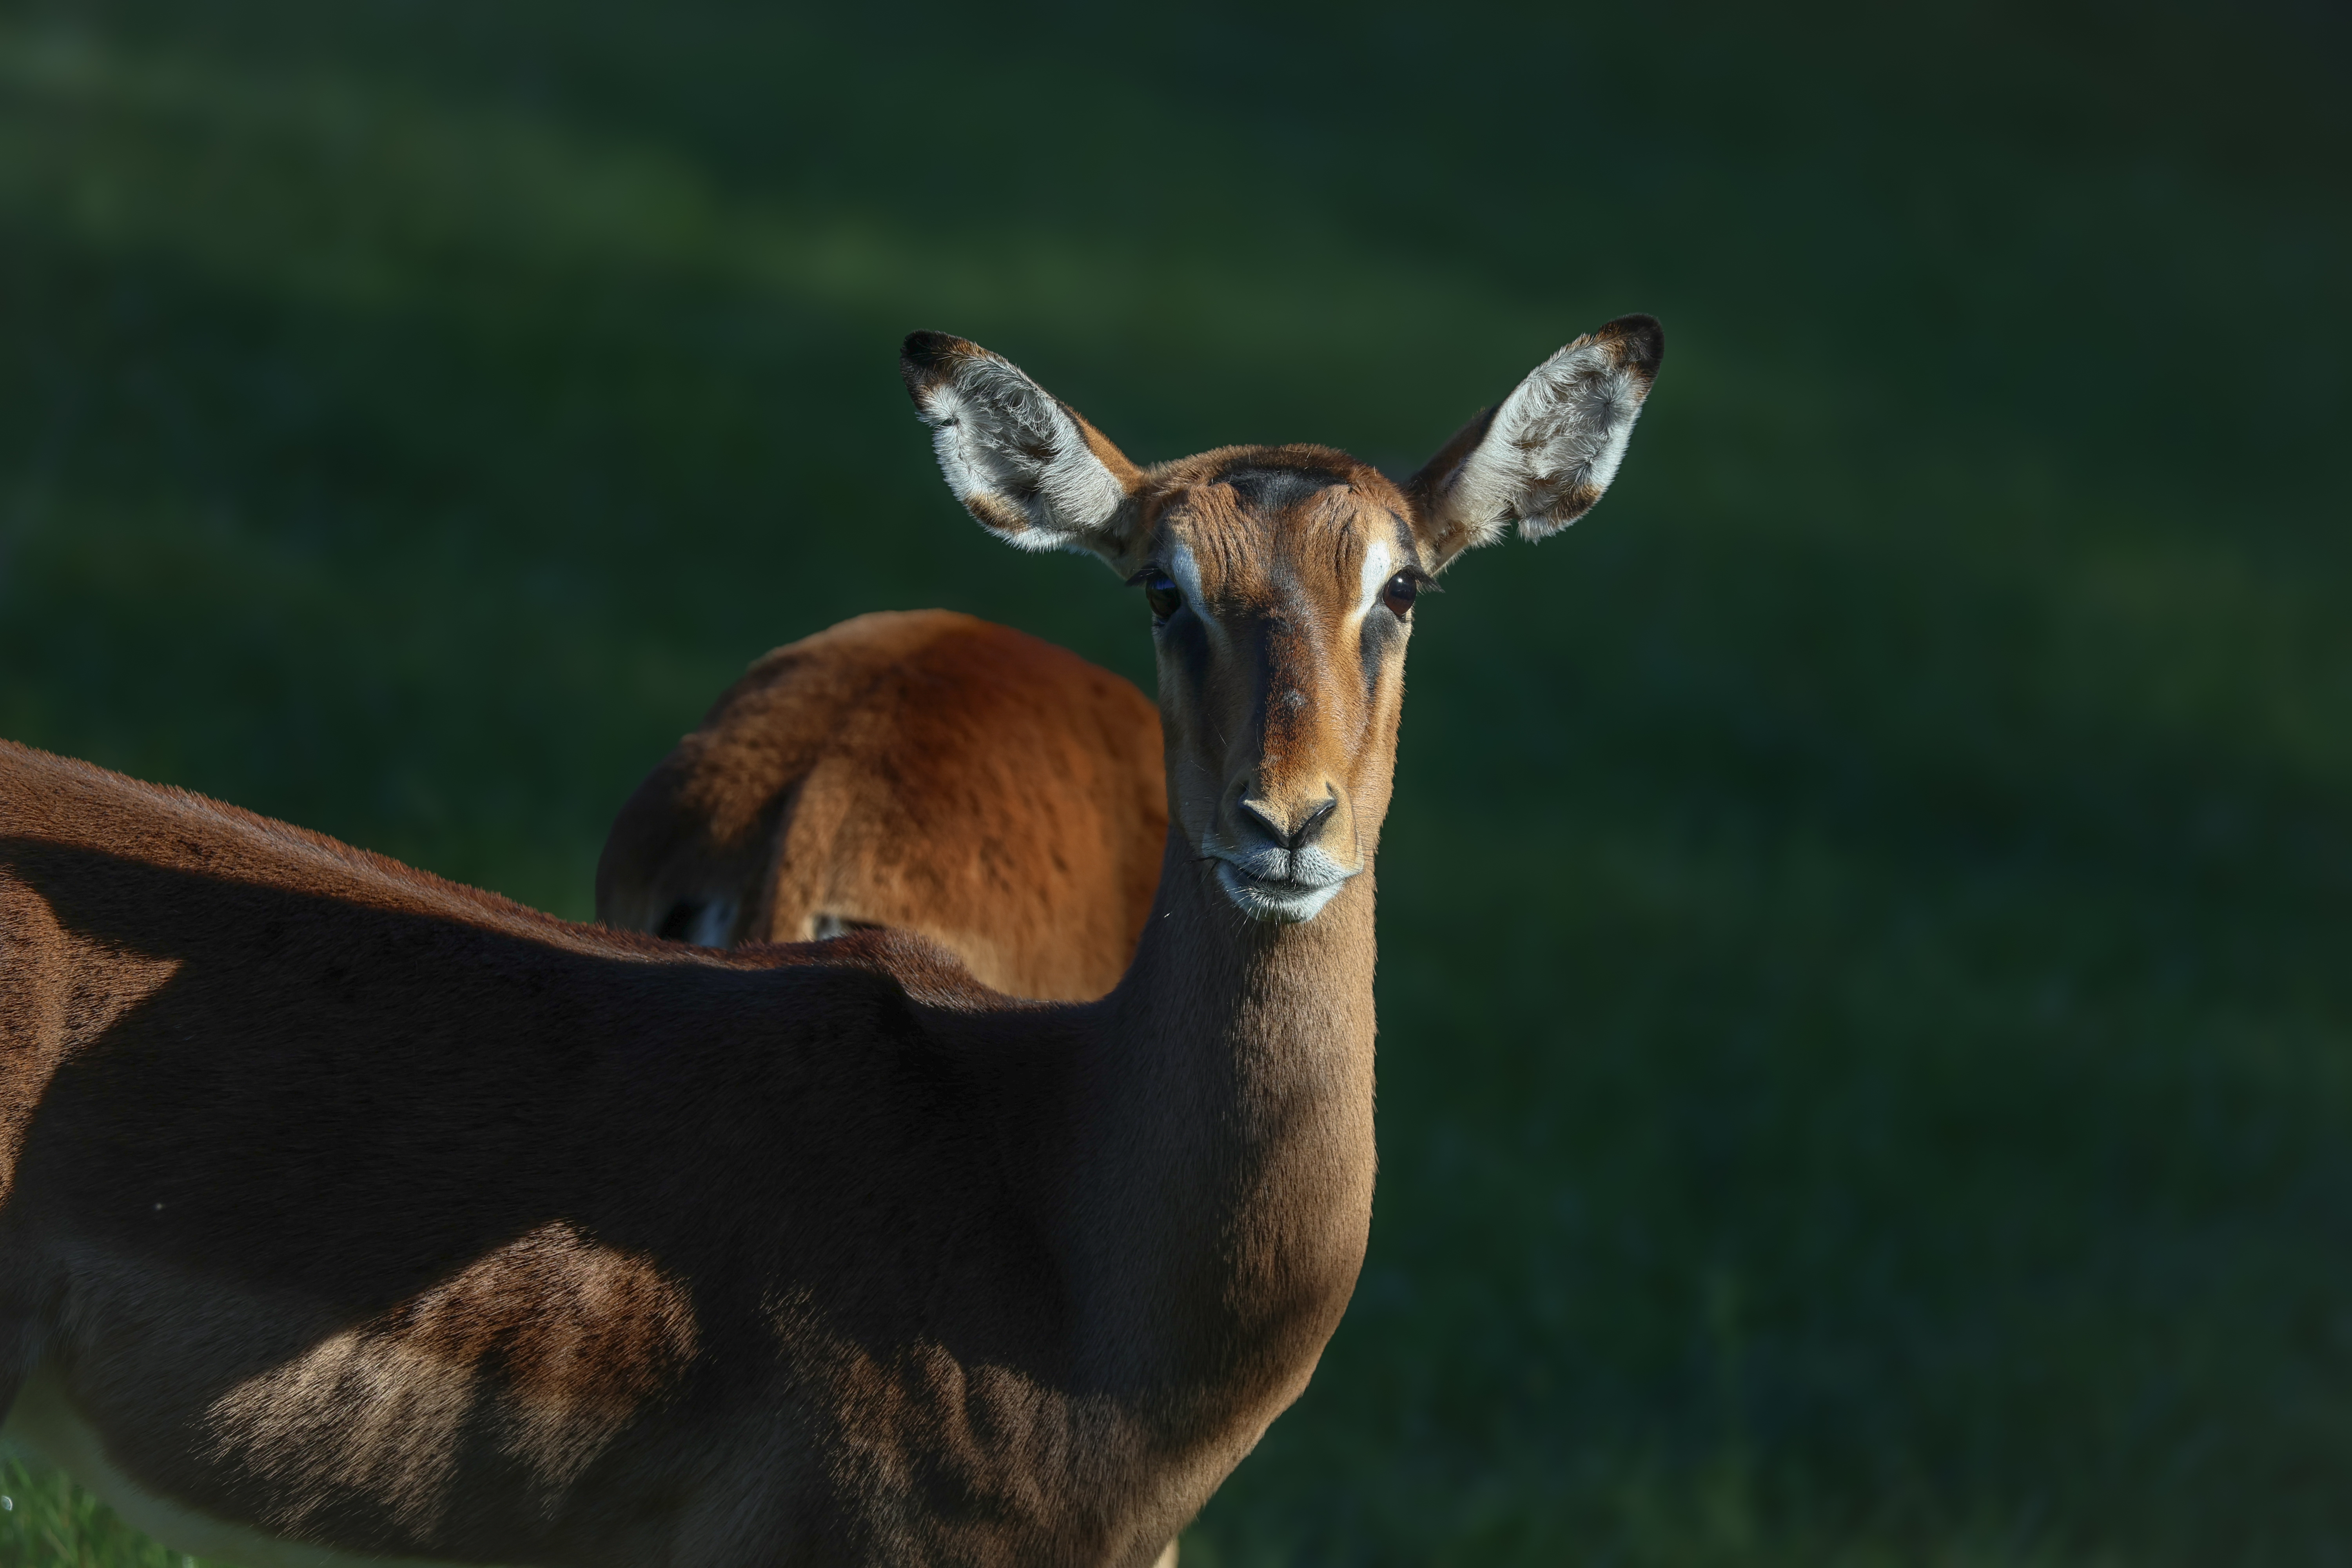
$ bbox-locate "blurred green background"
[2,0,2348,1563]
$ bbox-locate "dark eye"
[1144,572,1183,621]
[1382,572,1421,617]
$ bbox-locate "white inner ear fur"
[920,359,1127,552]
[1438,339,1650,548]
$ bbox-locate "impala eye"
[1143,572,1184,621]
[1382,572,1422,617]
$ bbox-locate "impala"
[0,314,1661,1568]
[597,609,1165,1001]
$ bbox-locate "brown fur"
[595,611,1166,1001]
[0,315,1659,1568]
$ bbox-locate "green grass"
[2,0,2348,1562]
[1,1463,225,1568]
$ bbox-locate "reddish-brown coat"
[597,611,1165,1001]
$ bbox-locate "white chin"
[1214,862,1347,924]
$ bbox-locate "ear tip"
[1594,314,1665,377]
[900,330,976,396]
[900,329,962,360]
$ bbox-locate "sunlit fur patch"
[0,878,181,1202]
[196,1222,698,1542]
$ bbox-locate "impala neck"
[1071,829,1379,1419]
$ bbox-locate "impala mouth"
[1212,858,1353,924]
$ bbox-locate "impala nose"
[1237,790,1338,853]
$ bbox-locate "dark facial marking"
[1216,465,1353,515]
[1387,511,1423,575]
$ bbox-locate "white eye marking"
[1169,539,1207,612]
[1355,538,1396,622]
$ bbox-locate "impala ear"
[900,332,1146,562]
[1405,314,1664,567]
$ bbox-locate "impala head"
[902,317,1662,922]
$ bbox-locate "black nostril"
[1236,797,1286,846]
[1239,794,1338,852]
